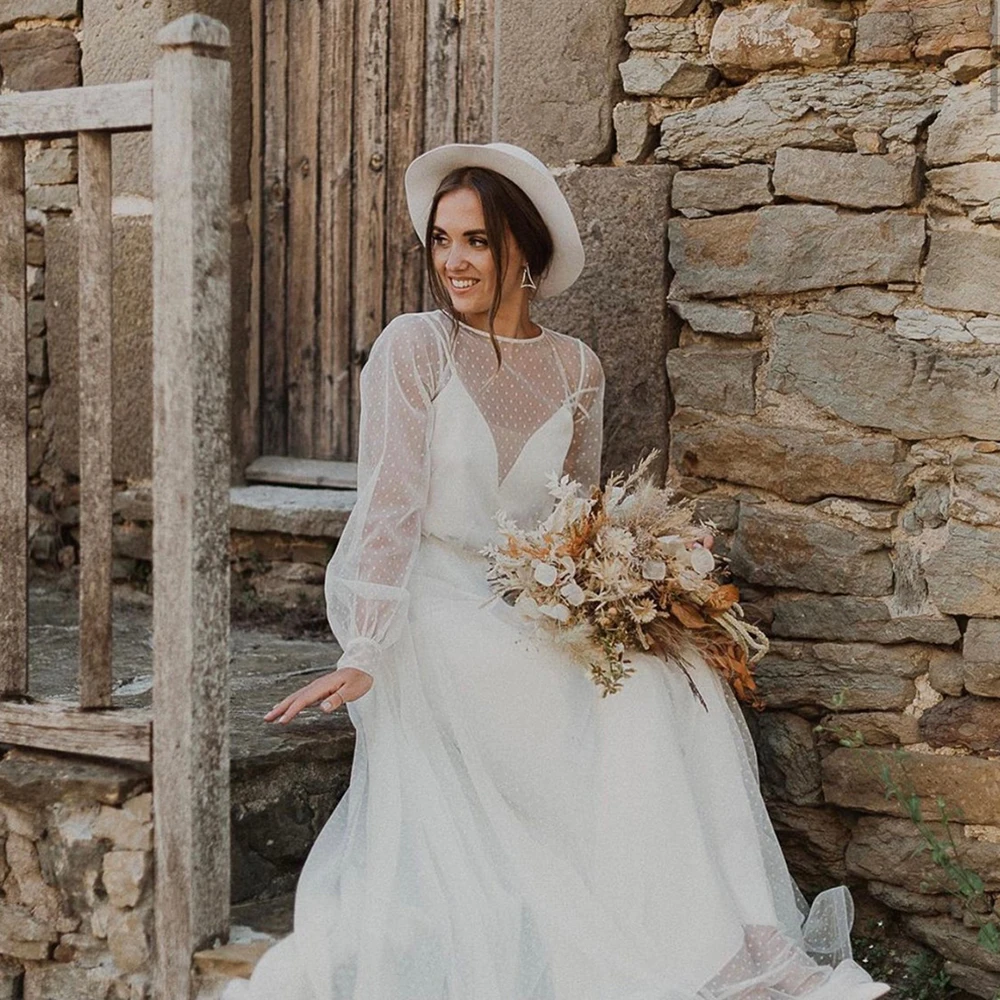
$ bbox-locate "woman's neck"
[457,294,537,340]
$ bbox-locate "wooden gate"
[253,0,495,463]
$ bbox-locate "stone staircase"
[26,574,356,994]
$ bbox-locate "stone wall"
[0,749,154,999]
[612,0,999,989]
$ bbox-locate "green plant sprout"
[813,688,1000,960]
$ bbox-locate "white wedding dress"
[223,309,889,1000]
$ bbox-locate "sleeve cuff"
[337,636,382,676]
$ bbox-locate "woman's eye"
[470,238,487,247]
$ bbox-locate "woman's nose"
[445,245,468,271]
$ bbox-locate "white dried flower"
[642,558,667,581]
[533,561,558,586]
[628,598,658,624]
[690,546,715,575]
[597,526,635,558]
[514,592,542,618]
[560,581,586,606]
[539,602,571,623]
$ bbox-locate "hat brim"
[404,143,585,299]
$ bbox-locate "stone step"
[245,455,358,490]
[115,482,358,540]
[27,581,356,905]
[193,895,294,996]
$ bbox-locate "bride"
[222,142,890,1000]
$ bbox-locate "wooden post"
[78,131,114,708]
[151,15,231,1000]
[0,138,27,696]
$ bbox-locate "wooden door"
[255,0,495,463]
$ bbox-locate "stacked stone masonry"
[0,749,154,999]
[615,0,1000,988]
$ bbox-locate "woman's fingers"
[264,668,373,724]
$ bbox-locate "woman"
[223,142,889,999]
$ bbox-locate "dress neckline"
[445,311,548,344]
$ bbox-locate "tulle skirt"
[222,535,889,1000]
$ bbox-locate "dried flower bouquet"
[480,450,769,706]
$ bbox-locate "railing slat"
[78,132,114,708]
[0,81,153,139]
[151,15,232,998]
[0,701,151,762]
[0,138,27,696]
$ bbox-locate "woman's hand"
[264,666,374,724]
[686,533,715,551]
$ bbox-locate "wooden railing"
[0,15,231,1000]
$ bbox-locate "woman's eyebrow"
[432,226,488,237]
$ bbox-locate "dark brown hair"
[424,166,555,368]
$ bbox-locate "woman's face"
[431,186,525,319]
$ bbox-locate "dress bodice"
[422,318,579,553]
[323,309,604,677]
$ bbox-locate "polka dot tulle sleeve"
[323,315,444,678]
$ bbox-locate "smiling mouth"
[448,276,479,291]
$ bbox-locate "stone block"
[624,0,699,14]
[822,746,1000,825]
[625,18,699,52]
[729,502,893,596]
[943,961,1000,1000]
[709,2,853,81]
[668,206,924,298]
[101,850,148,908]
[106,906,151,974]
[944,48,994,84]
[0,750,149,809]
[823,287,903,320]
[23,961,123,1000]
[665,345,762,415]
[767,802,851,888]
[671,164,772,213]
[857,0,992,62]
[0,1,78,27]
[0,26,79,91]
[817,711,920,746]
[613,102,653,163]
[868,881,953,916]
[756,640,926,711]
[923,229,1000,314]
[768,313,1000,442]
[25,146,77,188]
[964,618,1000,698]
[92,804,152,852]
[928,163,1000,208]
[772,148,919,209]
[927,76,1000,166]
[619,54,718,97]
[497,0,625,165]
[951,452,1000,527]
[667,299,757,339]
[533,165,676,483]
[45,215,153,480]
[669,413,914,505]
[846,815,1000,893]
[26,183,76,213]
[929,649,965,696]
[919,696,1000,751]
[924,523,1000,619]
[655,66,949,167]
[905,915,1000,973]
[753,711,821,805]
[771,594,959,645]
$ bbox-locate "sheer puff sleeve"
[324,314,443,680]
[562,342,605,492]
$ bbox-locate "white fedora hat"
[404,141,585,299]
